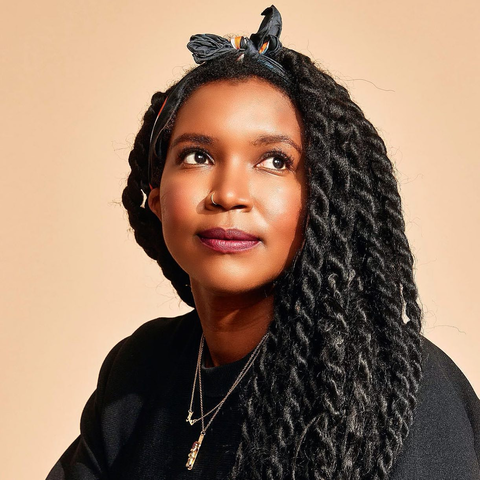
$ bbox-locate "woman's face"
[149,77,306,296]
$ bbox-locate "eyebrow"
[252,135,302,154]
[170,133,215,149]
[170,133,302,154]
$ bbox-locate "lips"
[197,228,260,253]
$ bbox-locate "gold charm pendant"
[186,432,205,470]
[186,410,194,425]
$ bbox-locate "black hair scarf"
[145,5,290,191]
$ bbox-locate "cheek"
[158,178,202,271]
[159,178,201,230]
[260,180,305,246]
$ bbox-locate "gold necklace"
[185,333,268,470]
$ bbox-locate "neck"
[191,280,273,367]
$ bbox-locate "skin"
[149,78,306,366]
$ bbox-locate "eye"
[180,149,213,166]
[258,152,293,171]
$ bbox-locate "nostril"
[207,188,253,211]
[210,192,220,207]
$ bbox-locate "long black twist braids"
[121,47,423,479]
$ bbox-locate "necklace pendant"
[186,432,205,470]
[186,410,194,425]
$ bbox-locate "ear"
[148,187,162,222]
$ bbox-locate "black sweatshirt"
[47,310,480,479]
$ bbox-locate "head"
[122,8,423,478]
[132,48,315,306]
[147,76,306,299]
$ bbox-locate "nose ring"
[210,192,219,206]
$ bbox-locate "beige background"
[1,0,478,478]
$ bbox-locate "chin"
[190,272,275,298]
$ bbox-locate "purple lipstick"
[197,228,260,253]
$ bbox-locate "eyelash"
[177,147,294,171]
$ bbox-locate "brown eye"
[259,154,291,171]
[182,150,212,165]
[272,157,286,169]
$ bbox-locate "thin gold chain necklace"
[185,333,268,470]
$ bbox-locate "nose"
[207,161,253,212]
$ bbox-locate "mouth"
[197,228,260,253]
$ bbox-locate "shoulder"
[391,336,480,479]
[418,336,479,434]
[105,309,199,359]
[420,337,479,416]
[95,310,200,398]
[126,308,200,347]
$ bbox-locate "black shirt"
[47,310,480,479]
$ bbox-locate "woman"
[47,6,479,479]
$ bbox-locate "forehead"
[171,78,303,142]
